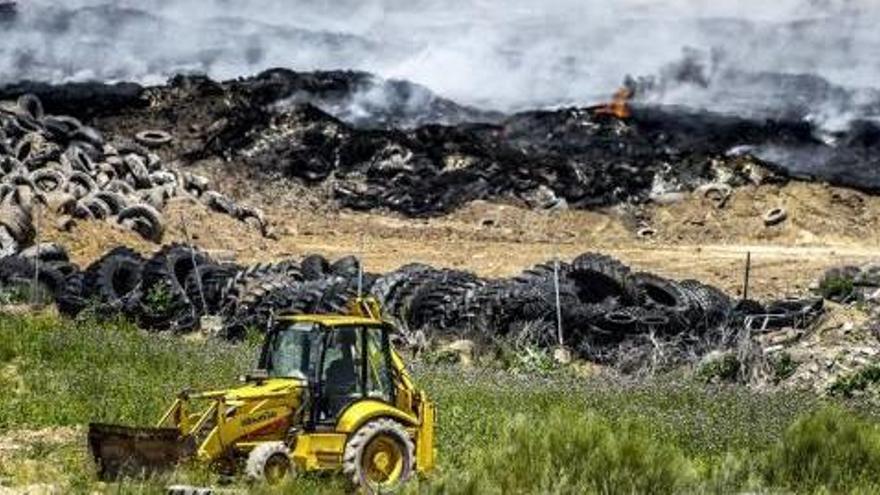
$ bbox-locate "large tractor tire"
[116,203,165,242]
[633,272,692,331]
[569,252,642,305]
[342,419,415,494]
[138,244,210,330]
[300,253,330,281]
[679,279,732,331]
[245,442,292,485]
[56,271,87,316]
[512,260,571,285]
[183,263,239,315]
[84,247,144,312]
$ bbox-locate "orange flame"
[594,87,633,119]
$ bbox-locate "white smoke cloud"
[2,0,879,123]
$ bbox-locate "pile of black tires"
[1,242,763,363]
[0,93,269,250]
[1,241,827,366]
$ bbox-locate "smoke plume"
[2,0,879,127]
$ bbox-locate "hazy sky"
[2,0,878,124]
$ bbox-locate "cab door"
[313,325,396,424]
[362,325,395,404]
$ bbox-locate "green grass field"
[2,313,880,494]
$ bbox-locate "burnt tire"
[330,255,361,279]
[0,203,34,244]
[300,254,330,281]
[29,168,66,192]
[93,191,128,215]
[84,247,144,312]
[123,155,151,188]
[56,271,87,316]
[117,204,165,242]
[77,196,113,220]
[202,191,238,216]
[139,244,211,330]
[184,263,239,315]
[17,94,45,121]
[66,171,97,199]
[135,130,173,148]
[19,242,68,263]
[569,252,642,305]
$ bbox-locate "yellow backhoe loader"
[88,298,435,492]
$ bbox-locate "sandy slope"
[38,177,880,300]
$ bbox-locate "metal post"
[553,255,564,347]
[180,213,207,314]
[31,203,40,307]
[357,233,365,298]
[742,251,751,301]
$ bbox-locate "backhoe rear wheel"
[343,419,415,493]
[245,442,292,485]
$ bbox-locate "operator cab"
[259,318,397,424]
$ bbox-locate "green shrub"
[697,353,741,383]
[762,407,880,492]
[818,275,855,301]
[430,407,695,495]
[771,352,799,384]
[828,365,880,398]
[143,283,174,314]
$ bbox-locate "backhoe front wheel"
[343,419,415,493]
[245,442,292,485]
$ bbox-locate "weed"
[427,408,695,494]
[828,365,880,398]
[143,283,174,314]
[762,407,880,492]
[696,352,741,383]
[819,275,855,301]
[770,352,799,384]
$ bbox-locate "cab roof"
[276,313,385,327]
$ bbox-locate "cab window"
[264,322,318,380]
[320,326,363,420]
[364,326,393,402]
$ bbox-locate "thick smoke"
[1,0,879,126]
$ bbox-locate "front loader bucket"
[88,423,193,480]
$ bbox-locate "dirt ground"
[40,176,880,301]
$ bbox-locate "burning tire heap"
[213,94,779,217]
[0,241,821,368]
[0,93,269,252]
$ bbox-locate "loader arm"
[89,379,305,480]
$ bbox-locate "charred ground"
[5,69,880,218]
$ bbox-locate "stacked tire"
[0,93,270,244]
[3,242,757,366]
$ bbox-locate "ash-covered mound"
[3,69,880,217]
